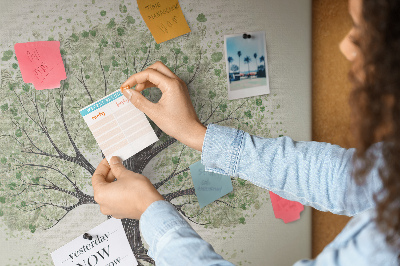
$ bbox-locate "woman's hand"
[120,61,206,151]
[91,157,164,220]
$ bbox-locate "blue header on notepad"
[80,91,123,117]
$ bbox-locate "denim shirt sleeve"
[140,200,234,266]
[201,124,382,216]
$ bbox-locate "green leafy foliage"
[196,13,207,22]
[107,18,116,28]
[117,27,125,36]
[126,16,135,24]
[1,50,13,61]
[244,110,253,119]
[0,103,8,111]
[28,224,36,233]
[211,52,223,62]
[209,90,216,99]
[219,103,227,112]
[187,65,194,73]
[15,129,22,138]
[119,4,127,13]
[22,84,30,92]
[172,156,180,164]
[70,33,79,42]
[160,56,167,64]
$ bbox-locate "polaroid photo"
[224,31,270,100]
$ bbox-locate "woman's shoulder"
[323,209,399,265]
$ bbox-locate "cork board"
[312,0,353,258]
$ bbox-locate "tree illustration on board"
[0,12,282,266]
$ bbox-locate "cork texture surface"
[312,0,353,258]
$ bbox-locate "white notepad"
[80,90,158,161]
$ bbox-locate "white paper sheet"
[51,218,137,266]
[80,90,158,162]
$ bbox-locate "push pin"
[83,233,94,240]
[242,33,252,39]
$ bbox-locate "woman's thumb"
[109,156,127,178]
[122,89,154,115]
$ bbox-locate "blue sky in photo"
[226,32,266,73]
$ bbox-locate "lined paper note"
[80,90,158,161]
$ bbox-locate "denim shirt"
[140,124,399,265]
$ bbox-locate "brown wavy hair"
[350,0,400,255]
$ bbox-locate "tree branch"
[202,100,223,125]
[163,187,195,202]
[140,43,152,71]
[77,68,93,103]
[98,51,108,96]
[19,163,81,192]
[154,167,190,190]
[187,50,202,86]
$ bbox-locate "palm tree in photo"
[253,53,258,74]
[237,51,242,77]
[260,55,266,71]
[244,56,251,78]
[228,56,234,73]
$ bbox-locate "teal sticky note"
[189,161,233,208]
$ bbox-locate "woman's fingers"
[105,167,116,183]
[92,159,110,189]
[147,61,178,79]
[120,68,173,93]
[135,81,156,92]
[122,88,158,117]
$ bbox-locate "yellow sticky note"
[137,0,191,44]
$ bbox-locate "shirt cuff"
[201,124,245,176]
[139,200,192,258]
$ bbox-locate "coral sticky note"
[190,161,233,208]
[269,191,304,224]
[14,41,66,90]
[137,0,191,44]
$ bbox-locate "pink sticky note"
[14,41,66,90]
[269,191,304,224]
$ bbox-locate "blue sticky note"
[189,161,233,208]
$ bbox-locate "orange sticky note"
[137,0,191,44]
[14,41,66,90]
[269,191,304,224]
